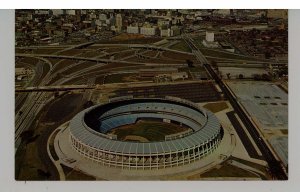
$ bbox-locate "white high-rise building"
[116,14,122,32]
[206,31,214,42]
[267,10,288,19]
[140,27,157,36]
[160,29,171,37]
[66,10,76,16]
[127,26,139,34]
[216,9,231,16]
[51,9,64,16]
[99,14,107,21]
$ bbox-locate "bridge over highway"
[182,33,209,66]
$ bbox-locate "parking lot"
[112,82,222,103]
[226,81,288,130]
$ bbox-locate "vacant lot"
[41,93,83,123]
[169,41,192,53]
[104,73,140,84]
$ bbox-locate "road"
[182,33,209,66]
[226,111,263,160]
[16,85,95,93]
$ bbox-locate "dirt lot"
[203,102,229,113]
[104,73,150,84]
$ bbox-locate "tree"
[253,74,261,80]
[37,169,51,179]
[238,74,244,79]
[262,73,271,81]
[211,60,217,68]
[226,73,231,79]
[20,130,34,143]
[84,100,94,109]
[186,59,194,68]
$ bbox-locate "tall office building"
[116,13,122,32]
[206,31,214,42]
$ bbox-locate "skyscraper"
[116,13,122,32]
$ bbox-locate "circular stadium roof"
[69,97,221,155]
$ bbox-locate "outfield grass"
[109,120,188,142]
[203,102,228,113]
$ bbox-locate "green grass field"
[169,41,192,53]
[108,120,188,142]
[203,102,229,113]
[199,48,268,62]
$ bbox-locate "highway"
[15,43,163,149]
[16,53,186,67]
[226,111,263,160]
[15,57,56,150]
[182,33,209,66]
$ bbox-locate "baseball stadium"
[69,96,223,170]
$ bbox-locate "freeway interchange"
[15,34,287,180]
